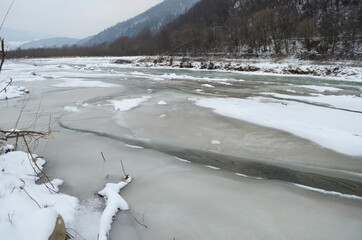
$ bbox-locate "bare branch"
[22,135,55,192]
[101,152,106,162]
[32,96,44,131]
[20,186,41,209]
[0,77,12,93]
[0,0,15,32]
[14,96,31,131]
[133,216,148,229]
[0,38,5,73]
[120,159,127,177]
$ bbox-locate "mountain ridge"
[82,0,200,46]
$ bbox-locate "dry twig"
[20,186,41,208]
[133,216,148,229]
[0,38,5,73]
[120,159,128,179]
[0,77,12,94]
[101,152,106,162]
[7,211,15,225]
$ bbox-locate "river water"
[1,57,362,239]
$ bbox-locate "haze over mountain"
[82,0,200,46]
[20,37,80,50]
[0,28,53,49]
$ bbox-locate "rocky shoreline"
[114,56,362,81]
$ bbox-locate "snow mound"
[0,81,29,100]
[0,150,79,240]
[98,177,132,240]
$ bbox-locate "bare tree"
[0,0,16,72]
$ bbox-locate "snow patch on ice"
[64,106,79,112]
[174,156,191,163]
[158,100,168,105]
[201,84,215,88]
[109,96,150,111]
[125,144,144,149]
[98,177,131,240]
[204,165,220,170]
[292,183,362,200]
[0,81,29,100]
[218,82,233,86]
[235,173,264,180]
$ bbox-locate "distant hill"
[75,35,94,46]
[82,0,200,46]
[0,28,51,42]
[0,28,53,50]
[20,37,79,49]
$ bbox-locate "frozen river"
[1,57,362,239]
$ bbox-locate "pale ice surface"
[53,78,119,88]
[196,97,362,156]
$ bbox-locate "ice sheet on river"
[195,97,362,156]
[263,92,362,112]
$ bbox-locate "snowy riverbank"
[115,56,362,82]
[0,144,132,240]
[0,148,78,240]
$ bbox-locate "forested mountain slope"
[148,0,361,58]
[82,0,200,46]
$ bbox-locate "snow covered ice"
[196,96,362,156]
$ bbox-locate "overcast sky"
[1,0,163,39]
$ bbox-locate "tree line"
[7,0,362,59]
